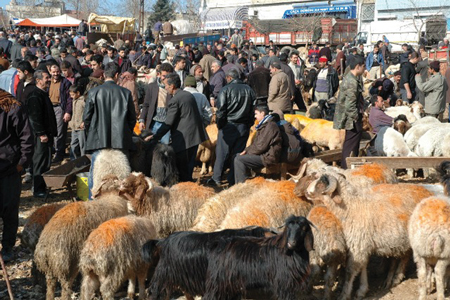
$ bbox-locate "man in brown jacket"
[234,105,282,183]
[267,61,292,113]
[163,21,173,36]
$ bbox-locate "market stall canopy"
[17,14,82,27]
[200,7,248,30]
[87,13,135,33]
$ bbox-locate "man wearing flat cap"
[416,60,448,120]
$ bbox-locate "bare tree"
[183,0,201,31]
[287,12,327,47]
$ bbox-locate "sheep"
[412,115,440,126]
[408,196,450,300]
[34,196,129,300]
[440,132,450,157]
[300,119,345,150]
[403,122,446,152]
[130,130,154,176]
[415,126,450,177]
[307,205,347,300]
[79,216,157,300]
[284,114,313,128]
[144,227,275,300]
[392,115,411,135]
[290,158,398,189]
[306,98,336,121]
[385,101,423,123]
[203,215,314,300]
[218,180,313,230]
[197,123,218,175]
[191,177,268,232]
[304,173,433,299]
[151,143,179,187]
[21,203,67,286]
[121,172,215,237]
[92,149,131,193]
[438,161,450,196]
[374,126,417,158]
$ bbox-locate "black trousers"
[234,154,264,184]
[293,87,306,111]
[212,123,250,186]
[33,136,52,194]
[341,118,363,169]
[176,145,199,182]
[0,169,21,250]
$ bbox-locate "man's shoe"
[1,248,14,263]
[206,178,220,187]
[52,156,63,164]
[33,191,47,198]
[23,172,32,183]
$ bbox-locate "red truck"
[243,18,357,46]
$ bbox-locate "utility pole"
[139,0,144,32]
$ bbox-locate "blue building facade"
[283,0,357,19]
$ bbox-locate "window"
[361,4,375,21]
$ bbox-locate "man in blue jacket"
[366,44,384,80]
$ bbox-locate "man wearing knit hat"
[313,56,339,103]
[415,60,448,120]
[184,75,212,127]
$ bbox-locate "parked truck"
[243,17,357,46]
[353,16,447,53]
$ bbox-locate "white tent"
[17,14,82,27]
[87,13,135,33]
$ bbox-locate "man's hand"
[240,150,247,156]
[144,135,153,142]
[139,122,145,131]
[407,91,412,100]
[80,122,85,130]
[40,135,48,143]
[16,164,23,173]
[295,79,301,85]
[63,113,71,123]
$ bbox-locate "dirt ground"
[0,168,446,300]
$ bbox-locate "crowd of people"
[1,24,450,262]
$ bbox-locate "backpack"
[279,121,303,164]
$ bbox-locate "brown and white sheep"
[34,196,129,300]
[121,172,215,237]
[79,215,157,300]
[218,180,313,230]
[409,196,450,300]
[307,205,347,300]
[305,173,433,299]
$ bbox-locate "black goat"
[130,129,154,176]
[438,161,450,196]
[142,227,275,300]
[203,216,314,300]
[151,143,179,187]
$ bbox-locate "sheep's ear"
[142,239,159,263]
[134,185,148,203]
[304,229,314,252]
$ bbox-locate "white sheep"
[385,101,423,123]
[411,115,440,126]
[375,126,416,157]
[92,149,131,193]
[305,172,433,299]
[409,196,450,300]
[403,122,444,152]
[415,126,450,177]
[307,205,347,300]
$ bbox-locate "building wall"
[6,1,65,19]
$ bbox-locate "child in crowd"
[69,84,86,159]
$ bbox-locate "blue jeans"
[151,121,170,145]
[87,150,100,200]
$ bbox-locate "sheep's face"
[393,120,411,135]
[119,172,150,203]
[284,215,314,253]
[294,174,316,198]
[306,173,343,206]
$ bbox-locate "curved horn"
[290,159,310,181]
[320,174,338,195]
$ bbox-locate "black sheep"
[142,227,274,300]
[151,143,179,187]
[203,215,314,300]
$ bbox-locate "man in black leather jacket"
[83,62,136,199]
[208,69,256,186]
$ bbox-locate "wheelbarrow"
[42,155,91,199]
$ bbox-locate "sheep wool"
[80,215,157,300]
[92,149,131,193]
[300,119,345,150]
[34,196,129,300]
[409,196,450,300]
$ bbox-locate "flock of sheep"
[18,145,450,300]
